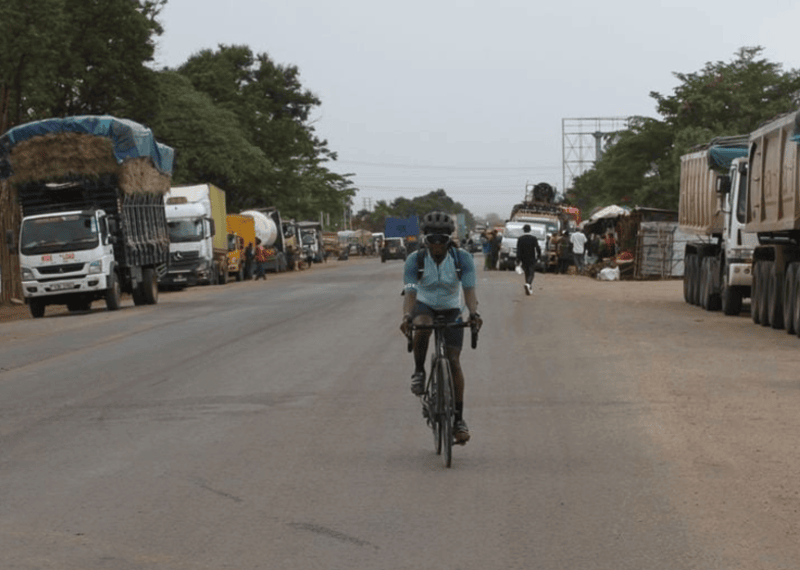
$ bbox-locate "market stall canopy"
[588,205,630,223]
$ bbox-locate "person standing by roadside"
[490,230,502,270]
[254,238,269,280]
[244,241,255,280]
[481,231,492,270]
[570,229,588,274]
[516,224,542,295]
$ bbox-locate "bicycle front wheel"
[437,357,455,468]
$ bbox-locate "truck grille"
[38,263,85,275]
[170,250,200,270]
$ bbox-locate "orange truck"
[226,214,257,281]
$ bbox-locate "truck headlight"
[88,260,103,274]
[21,267,34,280]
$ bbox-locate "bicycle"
[406,314,478,468]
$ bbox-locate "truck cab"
[716,157,757,308]
[19,208,115,312]
[163,197,215,287]
[499,221,547,270]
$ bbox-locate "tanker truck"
[679,135,753,314]
[0,116,173,318]
[239,208,303,272]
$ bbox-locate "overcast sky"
[153,0,800,218]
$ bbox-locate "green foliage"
[175,45,355,220]
[0,0,166,132]
[149,71,273,209]
[355,189,475,233]
[570,47,800,216]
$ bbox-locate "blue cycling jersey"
[403,248,476,311]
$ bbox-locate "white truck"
[0,116,173,318]
[498,220,547,271]
[162,184,228,287]
[680,136,753,314]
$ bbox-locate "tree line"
[353,189,476,234]
[0,0,355,220]
[568,47,800,216]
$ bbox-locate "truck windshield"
[168,219,205,242]
[20,214,99,255]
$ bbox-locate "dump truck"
[226,214,257,281]
[679,136,752,314]
[0,116,173,318]
[745,110,800,333]
[162,184,228,287]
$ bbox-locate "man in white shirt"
[570,230,588,274]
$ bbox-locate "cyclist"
[400,211,482,444]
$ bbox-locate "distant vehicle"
[499,221,547,271]
[381,237,407,262]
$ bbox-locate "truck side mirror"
[208,218,216,238]
[6,229,15,252]
[716,175,732,194]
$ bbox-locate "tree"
[570,47,800,214]
[149,71,274,211]
[0,0,166,133]
[177,45,355,220]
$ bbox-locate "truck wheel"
[683,254,693,303]
[759,262,771,326]
[29,300,45,318]
[751,262,761,324]
[105,271,122,311]
[768,263,784,329]
[688,255,699,306]
[782,263,797,334]
[721,275,743,316]
[793,264,800,337]
[142,268,158,304]
[699,258,709,310]
[132,285,147,306]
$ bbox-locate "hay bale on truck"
[0,116,173,318]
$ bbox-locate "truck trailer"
[0,116,173,318]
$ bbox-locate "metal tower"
[562,117,630,192]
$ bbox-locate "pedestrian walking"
[516,224,542,295]
[570,229,588,274]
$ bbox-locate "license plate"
[50,282,76,291]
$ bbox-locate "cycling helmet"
[420,211,455,235]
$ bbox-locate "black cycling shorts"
[412,302,464,349]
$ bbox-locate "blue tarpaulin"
[707,145,748,171]
[0,115,174,179]
[385,216,419,238]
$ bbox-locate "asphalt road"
[1,256,799,569]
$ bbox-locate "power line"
[337,160,560,171]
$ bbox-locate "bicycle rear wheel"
[437,357,455,468]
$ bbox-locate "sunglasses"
[424,234,451,246]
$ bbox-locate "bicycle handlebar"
[405,320,479,351]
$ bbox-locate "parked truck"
[239,208,305,271]
[744,110,800,333]
[0,116,173,318]
[226,214,257,281]
[385,215,420,253]
[680,136,752,314]
[500,183,564,271]
[162,183,228,287]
